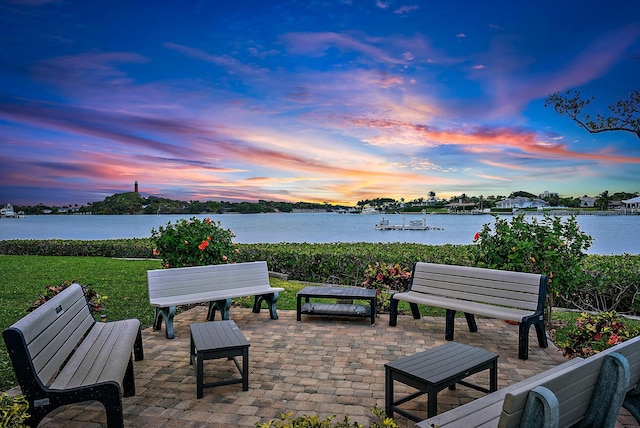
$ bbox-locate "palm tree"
[596,190,611,211]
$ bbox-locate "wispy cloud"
[394,5,420,16]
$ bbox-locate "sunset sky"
[1,0,639,207]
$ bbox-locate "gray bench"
[148,261,284,339]
[418,334,640,428]
[389,262,547,360]
[2,283,143,428]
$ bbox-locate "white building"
[622,196,640,213]
[495,197,549,210]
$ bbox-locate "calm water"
[0,212,638,255]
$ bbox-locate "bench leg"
[207,299,232,321]
[98,383,126,428]
[154,306,176,339]
[27,383,126,428]
[409,302,421,319]
[534,319,548,348]
[518,322,530,360]
[445,309,456,341]
[464,312,478,332]
[253,292,280,319]
[134,325,144,361]
[389,298,399,326]
[122,355,136,397]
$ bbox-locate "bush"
[474,214,592,320]
[362,263,412,312]
[236,243,476,285]
[558,311,638,358]
[150,217,238,268]
[567,254,640,313]
[255,406,397,428]
[0,392,29,427]
[0,239,154,258]
[27,281,107,316]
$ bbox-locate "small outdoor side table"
[296,286,377,325]
[385,342,498,421]
[189,320,250,398]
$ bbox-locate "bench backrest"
[498,334,640,428]
[2,283,94,389]
[147,261,270,300]
[409,262,546,312]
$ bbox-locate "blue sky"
[1,0,639,206]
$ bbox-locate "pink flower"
[222,255,228,261]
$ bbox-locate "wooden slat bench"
[2,283,144,428]
[148,261,284,339]
[418,334,640,428]
[389,262,547,360]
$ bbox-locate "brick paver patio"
[15,306,638,427]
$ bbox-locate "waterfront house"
[623,196,640,213]
[495,197,549,210]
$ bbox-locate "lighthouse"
[134,181,139,193]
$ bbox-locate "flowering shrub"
[150,217,237,268]
[362,263,411,312]
[28,280,106,315]
[559,311,637,358]
[0,392,29,427]
[474,214,592,320]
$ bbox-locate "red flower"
[198,240,209,250]
[473,232,481,242]
[205,217,211,224]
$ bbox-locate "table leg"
[242,347,249,391]
[385,368,394,417]
[296,295,302,321]
[369,297,375,326]
[490,360,498,392]
[427,387,438,418]
[196,351,204,398]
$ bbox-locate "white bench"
[148,261,284,339]
[418,334,640,428]
[2,283,143,428]
[389,262,547,360]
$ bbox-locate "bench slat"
[148,261,271,300]
[414,263,543,285]
[150,284,284,307]
[52,318,140,389]
[411,270,541,310]
[394,292,536,321]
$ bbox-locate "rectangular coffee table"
[385,342,498,421]
[189,320,250,398]
[296,285,377,325]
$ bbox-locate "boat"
[2,203,15,218]
[360,207,380,215]
[374,213,443,231]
